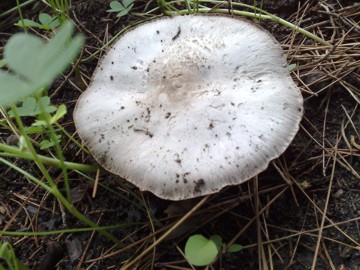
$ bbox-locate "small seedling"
[107,0,134,17]
[184,234,243,266]
[7,96,57,117]
[32,103,67,127]
[23,103,66,135]
[8,97,67,150]
[15,13,61,30]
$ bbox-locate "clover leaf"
[184,234,243,266]
[107,0,134,17]
[185,234,219,266]
[15,13,60,30]
[8,96,57,117]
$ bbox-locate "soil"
[0,0,359,269]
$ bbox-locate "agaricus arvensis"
[74,15,303,200]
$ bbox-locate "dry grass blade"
[311,136,339,269]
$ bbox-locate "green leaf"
[39,140,54,150]
[0,21,83,107]
[109,1,123,11]
[39,24,83,90]
[37,96,57,115]
[0,71,28,106]
[10,97,37,116]
[123,0,134,8]
[30,22,82,90]
[8,96,57,117]
[107,0,133,17]
[39,13,60,29]
[288,63,297,72]
[14,19,42,28]
[116,7,132,17]
[32,119,47,127]
[50,104,67,124]
[210,234,222,252]
[25,126,44,135]
[0,59,6,68]
[15,14,60,30]
[5,34,44,82]
[185,234,219,266]
[227,244,243,253]
[18,136,27,151]
[0,242,29,270]
[39,134,61,150]
[39,96,57,113]
[39,13,53,25]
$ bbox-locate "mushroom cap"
[74,15,303,200]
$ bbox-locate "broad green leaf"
[0,71,28,107]
[37,23,83,90]
[185,234,219,266]
[14,19,42,28]
[39,13,60,29]
[48,19,60,29]
[0,21,83,107]
[10,97,37,116]
[0,59,6,68]
[109,1,123,11]
[37,96,57,114]
[22,97,37,109]
[39,13,53,25]
[227,244,243,253]
[4,34,44,82]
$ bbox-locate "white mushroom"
[74,15,303,200]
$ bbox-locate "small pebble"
[6,134,18,145]
[334,189,344,198]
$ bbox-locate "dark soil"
[0,0,359,269]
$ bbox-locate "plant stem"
[0,157,53,192]
[37,96,71,201]
[0,156,122,246]
[0,143,97,172]
[0,222,143,236]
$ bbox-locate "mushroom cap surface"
[74,15,303,200]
